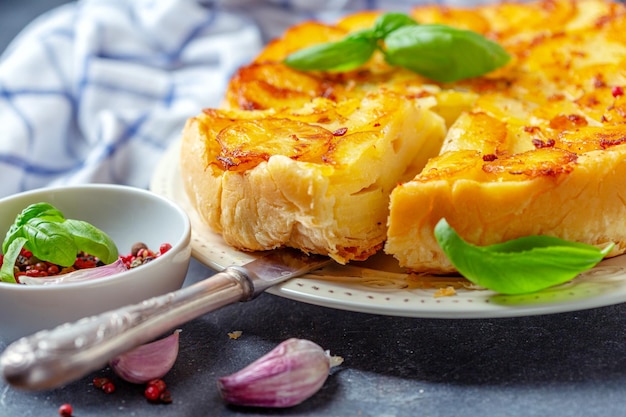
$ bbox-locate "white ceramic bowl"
[0,184,191,343]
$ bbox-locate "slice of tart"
[181,6,481,263]
[385,0,626,272]
[180,92,446,263]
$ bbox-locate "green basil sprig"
[283,31,377,72]
[1,202,118,283]
[283,12,511,83]
[434,218,614,295]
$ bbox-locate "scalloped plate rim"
[150,141,626,319]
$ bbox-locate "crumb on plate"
[434,286,456,298]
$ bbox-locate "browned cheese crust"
[180,0,626,271]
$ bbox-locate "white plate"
[150,141,626,318]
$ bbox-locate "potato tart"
[180,0,626,271]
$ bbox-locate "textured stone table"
[2,258,626,417]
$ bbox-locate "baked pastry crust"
[180,0,626,272]
[385,0,626,272]
[181,93,446,263]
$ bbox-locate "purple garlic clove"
[218,338,343,408]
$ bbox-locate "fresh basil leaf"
[345,28,377,42]
[373,12,418,39]
[434,218,614,295]
[283,12,509,82]
[13,202,65,225]
[1,202,121,282]
[63,219,119,264]
[0,237,26,283]
[384,24,511,82]
[20,217,79,267]
[283,32,377,72]
[3,225,20,255]
[2,202,65,254]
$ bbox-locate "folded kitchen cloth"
[0,0,265,198]
[0,0,480,199]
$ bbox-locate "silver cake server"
[0,248,331,391]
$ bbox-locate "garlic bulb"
[109,330,180,384]
[218,338,343,408]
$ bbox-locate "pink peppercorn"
[612,86,623,98]
[101,381,116,394]
[144,378,171,404]
[58,403,73,417]
[144,384,161,402]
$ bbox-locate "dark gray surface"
[2,258,626,417]
[2,2,626,417]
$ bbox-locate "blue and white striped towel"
[0,0,483,199]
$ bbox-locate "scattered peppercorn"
[332,127,348,136]
[0,242,171,283]
[147,378,167,394]
[92,376,173,404]
[612,85,624,98]
[144,378,172,404]
[159,243,172,255]
[144,384,161,402]
[160,390,173,404]
[119,242,168,269]
[102,381,116,394]
[93,376,116,394]
[131,242,148,256]
[92,376,111,389]
[58,403,73,417]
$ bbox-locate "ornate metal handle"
[0,267,253,391]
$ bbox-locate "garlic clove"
[20,259,128,285]
[217,338,343,408]
[109,329,181,384]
